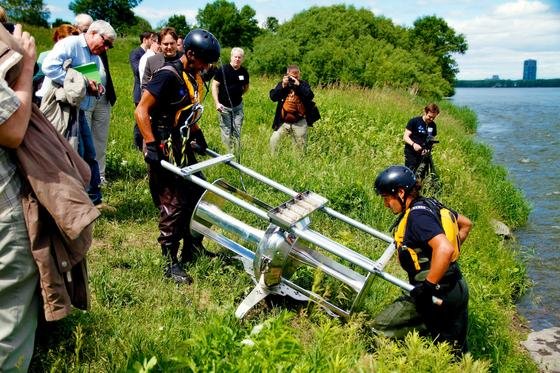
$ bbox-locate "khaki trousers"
[0,203,39,372]
[269,118,308,153]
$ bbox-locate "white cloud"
[448,0,560,79]
[133,7,198,26]
[44,4,64,13]
[494,0,549,16]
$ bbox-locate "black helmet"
[374,165,416,195]
[183,29,221,64]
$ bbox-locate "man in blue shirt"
[42,20,116,210]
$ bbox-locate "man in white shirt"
[139,37,160,85]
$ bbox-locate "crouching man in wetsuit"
[134,29,220,284]
[372,165,472,355]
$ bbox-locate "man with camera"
[402,103,439,174]
[269,65,320,153]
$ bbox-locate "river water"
[452,88,560,331]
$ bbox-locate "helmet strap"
[396,188,408,212]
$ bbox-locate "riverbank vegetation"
[25,23,535,372]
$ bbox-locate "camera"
[423,135,439,150]
[287,76,296,86]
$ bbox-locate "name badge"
[239,75,245,81]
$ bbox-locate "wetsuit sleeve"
[145,69,172,101]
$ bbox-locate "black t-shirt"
[403,206,444,252]
[401,199,460,280]
[146,68,190,127]
[145,66,206,166]
[405,116,437,149]
[214,63,249,108]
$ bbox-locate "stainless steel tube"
[205,149,392,242]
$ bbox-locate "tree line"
[1,0,467,98]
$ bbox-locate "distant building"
[491,75,500,80]
[523,59,537,80]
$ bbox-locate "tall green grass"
[26,26,535,372]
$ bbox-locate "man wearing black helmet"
[372,165,472,355]
[134,29,220,284]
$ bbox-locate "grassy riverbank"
[28,27,535,372]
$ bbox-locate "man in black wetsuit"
[134,29,220,284]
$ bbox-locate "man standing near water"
[402,103,439,176]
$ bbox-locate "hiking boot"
[193,241,217,258]
[181,241,217,263]
[164,263,193,284]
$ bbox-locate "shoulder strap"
[393,208,411,248]
[411,197,443,227]
[157,64,183,83]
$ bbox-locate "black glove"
[410,280,437,314]
[190,128,207,155]
[144,142,162,165]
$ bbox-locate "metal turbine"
[161,149,418,319]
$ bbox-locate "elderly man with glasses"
[41,20,116,211]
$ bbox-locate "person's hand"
[144,142,162,165]
[86,79,99,95]
[96,83,106,97]
[190,140,206,155]
[282,75,290,87]
[412,142,422,153]
[12,24,36,71]
[216,103,224,113]
[410,280,437,313]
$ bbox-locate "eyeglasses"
[100,34,113,49]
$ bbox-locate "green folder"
[73,62,100,82]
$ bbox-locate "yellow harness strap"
[440,207,461,261]
[394,208,421,271]
[173,72,202,127]
[166,71,204,167]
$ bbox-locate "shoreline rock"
[522,327,560,372]
[491,219,513,239]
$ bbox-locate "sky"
[44,0,560,80]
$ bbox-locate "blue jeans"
[78,110,102,205]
